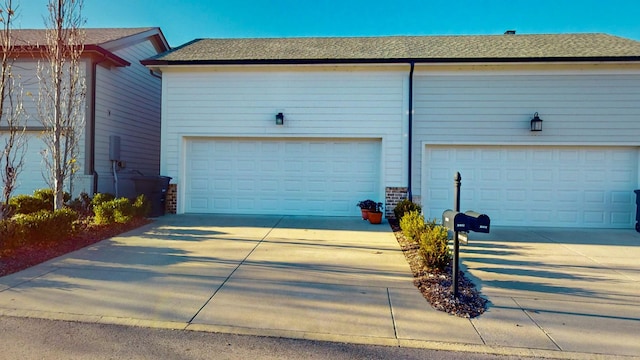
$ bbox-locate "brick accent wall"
[385,187,408,218]
[165,183,177,214]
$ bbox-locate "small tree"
[0,0,27,219]
[37,0,86,210]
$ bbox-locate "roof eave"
[100,27,170,53]
[84,45,131,67]
[142,56,640,67]
[12,44,130,67]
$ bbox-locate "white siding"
[161,68,407,212]
[3,61,39,127]
[412,71,640,198]
[95,39,162,196]
[1,60,90,197]
[0,132,92,197]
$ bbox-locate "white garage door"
[424,146,639,228]
[185,138,381,216]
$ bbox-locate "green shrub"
[67,192,93,217]
[33,188,71,206]
[12,208,78,244]
[8,189,72,215]
[399,210,426,242]
[94,197,134,225]
[8,194,50,215]
[91,192,115,207]
[0,218,21,249]
[132,194,150,218]
[419,224,451,271]
[393,199,422,221]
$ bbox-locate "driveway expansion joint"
[187,216,285,324]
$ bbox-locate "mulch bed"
[389,219,487,318]
[0,218,152,277]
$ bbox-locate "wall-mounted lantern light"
[530,112,543,132]
[275,112,284,125]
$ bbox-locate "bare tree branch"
[37,0,86,210]
[0,0,27,219]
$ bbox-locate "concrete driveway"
[465,227,640,357]
[0,215,440,344]
[0,215,639,358]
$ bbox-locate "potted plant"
[368,202,384,224]
[357,199,376,220]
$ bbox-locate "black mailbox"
[465,210,490,233]
[442,209,470,232]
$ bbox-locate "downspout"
[407,62,415,201]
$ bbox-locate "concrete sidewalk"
[0,215,639,359]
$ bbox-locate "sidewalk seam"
[386,288,399,342]
[513,297,563,351]
[0,267,59,293]
[468,317,486,345]
[186,216,285,324]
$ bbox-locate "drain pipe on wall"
[407,62,415,201]
[112,160,119,198]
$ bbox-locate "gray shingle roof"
[7,27,158,47]
[143,33,640,65]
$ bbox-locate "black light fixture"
[275,112,284,125]
[530,112,543,132]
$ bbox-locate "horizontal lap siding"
[95,40,162,194]
[2,60,89,195]
[412,72,640,196]
[161,70,406,186]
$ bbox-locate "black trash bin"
[635,189,640,232]
[133,176,172,217]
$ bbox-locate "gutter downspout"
[408,62,414,201]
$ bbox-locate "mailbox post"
[442,172,491,298]
[452,172,461,298]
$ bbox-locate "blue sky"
[14,0,640,47]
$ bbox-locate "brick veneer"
[165,183,177,214]
[385,187,408,218]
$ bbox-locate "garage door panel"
[424,146,638,228]
[186,138,380,216]
[611,211,633,225]
[214,198,231,210]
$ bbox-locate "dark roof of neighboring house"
[142,33,640,66]
[5,27,170,67]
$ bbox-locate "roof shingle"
[6,27,158,47]
[144,33,640,65]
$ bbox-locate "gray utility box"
[133,176,172,217]
[635,190,640,232]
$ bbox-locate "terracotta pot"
[360,209,370,220]
[368,211,383,224]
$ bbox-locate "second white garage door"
[185,138,381,216]
[423,145,638,228]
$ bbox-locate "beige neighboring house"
[1,27,169,198]
[144,32,640,229]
